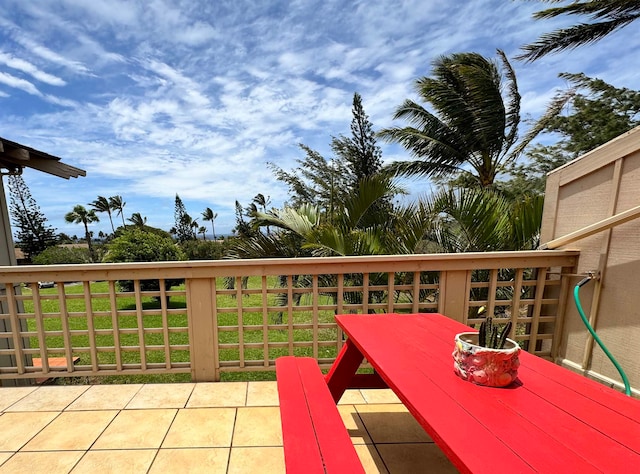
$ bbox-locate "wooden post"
[439,270,469,323]
[187,278,219,382]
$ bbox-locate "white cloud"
[12,35,92,75]
[0,72,42,96]
[0,51,66,86]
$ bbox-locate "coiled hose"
[574,277,632,396]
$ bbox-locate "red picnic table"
[325,313,640,473]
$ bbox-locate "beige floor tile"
[0,387,38,411]
[246,381,279,406]
[5,385,89,412]
[162,408,236,448]
[187,382,247,408]
[0,411,59,451]
[360,389,401,404]
[92,408,176,449]
[23,410,118,451]
[354,445,389,474]
[67,384,143,410]
[71,449,157,473]
[232,407,282,446]
[338,389,367,405]
[227,446,284,474]
[376,443,458,473]
[0,452,13,466]
[356,404,431,443]
[0,451,84,473]
[125,383,194,409]
[150,448,229,473]
[338,405,372,445]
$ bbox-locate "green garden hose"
[574,278,632,396]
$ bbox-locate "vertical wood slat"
[56,283,74,372]
[133,280,147,370]
[287,275,294,355]
[412,271,420,313]
[31,284,49,374]
[83,281,99,372]
[262,275,269,367]
[108,280,123,371]
[487,269,498,316]
[362,273,369,314]
[336,274,344,352]
[312,274,319,359]
[236,277,244,367]
[509,269,524,340]
[5,283,25,374]
[159,279,171,369]
[528,268,548,354]
[387,272,395,313]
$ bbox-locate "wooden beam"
[6,148,30,161]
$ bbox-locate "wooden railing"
[0,251,578,382]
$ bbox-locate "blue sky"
[1,0,639,237]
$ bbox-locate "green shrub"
[103,228,185,294]
[33,246,91,265]
[179,239,231,260]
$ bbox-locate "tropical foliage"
[109,195,127,228]
[90,196,115,233]
[380,51,553,188]
[8,175,57,260]
[202,207,218,240]
[503,73,640,196]
[519,0,640,61]
[65,205,99,262]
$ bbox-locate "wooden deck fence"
[0,251,578,382]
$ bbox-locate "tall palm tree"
[379,51,556,188]
[109,195,126,228]
[518,1,640,61]
[65,205,99,262]
[202,207,218,240]
[90,196,115,233]
[127,212,147,228]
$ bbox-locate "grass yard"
[22,277,341,384]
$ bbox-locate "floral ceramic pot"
[453,332,520,387]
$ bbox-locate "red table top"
[335,313,640,473]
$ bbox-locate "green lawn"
[22,277,341,384]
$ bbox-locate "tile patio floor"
[0,382,458,473]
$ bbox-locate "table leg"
[325,339,365,403]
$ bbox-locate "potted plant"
[453,316,520,387]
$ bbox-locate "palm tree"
[90,196,115,233]
[127,212,147,228]
[65,205,99,262]
[198,226,207,240]
[379,51,558,188]
[109,195,126,228]
[518,1,640,61]
[202,207,218,240]
[425,188,544,253]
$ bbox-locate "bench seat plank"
[277,356,365,474]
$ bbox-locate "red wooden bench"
[276,356,365,474]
